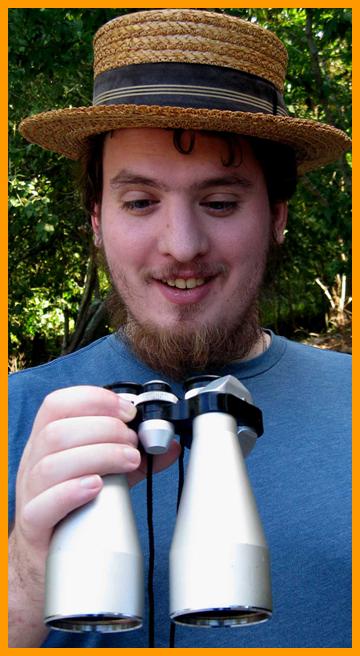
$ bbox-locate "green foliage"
[8,8,352,367]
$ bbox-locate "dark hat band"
[93,62,288,116]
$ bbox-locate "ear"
[271,202,288,245]
[91,203,102,247]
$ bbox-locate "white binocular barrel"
[169,376,271,627]
[44,474,144,632]
[44,386,144,633]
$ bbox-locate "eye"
[121,198,160,214]
[200,196,240,216]
[204,201,238,210]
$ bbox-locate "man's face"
[92,128,287,374]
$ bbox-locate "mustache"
[145,263,228,281]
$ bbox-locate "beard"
[109,294,262,380]
[100,247,277,381]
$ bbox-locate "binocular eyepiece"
[44,374,271,633]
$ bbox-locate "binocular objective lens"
[47,614,142,633]
[173,607,271,627]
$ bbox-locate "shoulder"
[9,334,121,395]
[271,336,351,409]
[282,337,351,373]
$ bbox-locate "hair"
[78,128,297,219]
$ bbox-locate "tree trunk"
[62,246,99,354]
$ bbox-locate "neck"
[240,329,271,361]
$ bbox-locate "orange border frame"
[4,3,355,655]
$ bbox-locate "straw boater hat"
[19,9,351,174]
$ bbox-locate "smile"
[161,278,206,289]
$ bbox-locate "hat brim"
[19,104,351,174]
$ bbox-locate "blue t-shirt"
[8,332,352,648]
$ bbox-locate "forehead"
[102,128,263,182]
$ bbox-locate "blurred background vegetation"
[8,8,352,370]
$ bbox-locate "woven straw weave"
[94,10,287,91]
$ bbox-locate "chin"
[151,315,215,335]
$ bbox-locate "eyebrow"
[195,175,253,191]
[109,169,254,192]
[109,171,166,191]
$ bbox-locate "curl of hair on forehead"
[172,128,241,167]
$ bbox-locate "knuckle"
[39,389,67,419]
[41,390,61,415]
[42,421,62,450]
[19,501,33,528]
[25,463,38,493]
[32,453,55,486]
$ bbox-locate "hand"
[9,385,181,647]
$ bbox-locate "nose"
[157,199,210,263]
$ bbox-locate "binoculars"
[44,374,272,632]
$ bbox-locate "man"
[9,9,351,649]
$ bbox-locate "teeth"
[174,278,186,289]
[161,278,205,289]
[184,278,198,289]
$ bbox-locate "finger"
[21,475,104,549]
[28,443,141,497]
[153,440,182,474]
[128,439,182,486]
[31,386,137,436]
[33,416,138,460]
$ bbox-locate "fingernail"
[123,446,140,465]
[118,397,137,421]
[80,475,102,489]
